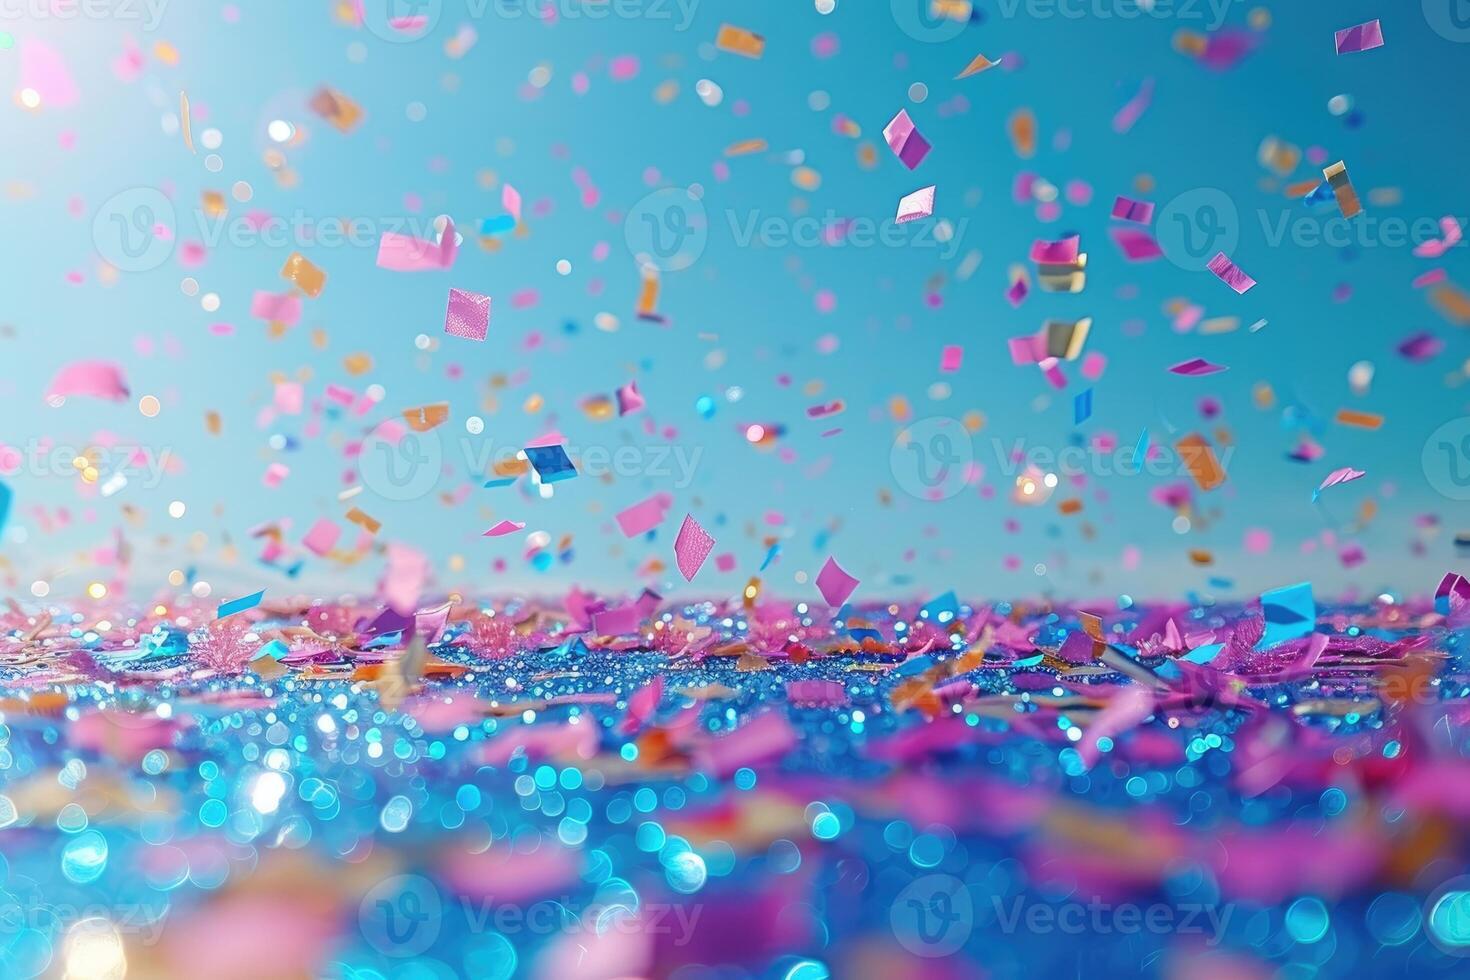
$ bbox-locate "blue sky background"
[0,0,1467,604]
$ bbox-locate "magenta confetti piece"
[1207,251,1257,293]
[1110,226,1163,262]
[1335,19,1384,55]
[1169,357,1228,376]
[483,519,526,537]
[881,109,931,170]
[1110,195,1154,223]
[673,513,715,581]
[443,287,491,341]
[815,556,859,607]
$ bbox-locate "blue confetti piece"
[216,589,265,620]
[524,445,578,484]
[1131,428,1150,473]
[1074,388,1093,425]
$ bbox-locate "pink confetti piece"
[895,185,935,223]
[1110,196,1155,223]
[815,556,859,608]
[615,494,672,537]
[20,39,80,108]
[502,183,522,224]
[1412,268,1448,289]
[1314,466,1366,500]
[1169,358,1228,377]
[616,380,644,416]
[939,345,963,373]
[592,603,641,636]
[1029,235,1081,264]
[376,217,459,271]
[262,462,289,488]
[1413,217,1462,258]
[674,513,715,581]
[250,291,301,326]
[301,518,341,557]
[1207,252,1257,294]
[882,109,932,170]
[443,287,491,341]
[274,381,304,414]
[46,360,129,402]
[1111,77,1153,134]
[1110,226,1163,262]
[1335,19,1384,55]
[483,519,526,537]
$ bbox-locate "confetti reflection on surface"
[2,3,1470,979]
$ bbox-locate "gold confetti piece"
[1037,254,1087,293]
[201,190,226,218]
[153,40,179,66]
[308,86,364,134]
[1057,498,1083,515]
[932,0,973,21]
[1335,408,1384,430]
[180,90,195,154]
[345,507,381,534]
[1199,316,1240,334]
[1189,549,1214,566]
[715,24,765,59]
[1252,381,1276,409]
[1285,179,1322,199]
[204,410,221,435]
[724,138,768,157]
[281,252,326,297]
[343,352,373,375]
[1323,160,1362,219]
[1176,433,1227,491]
[956,53,1000,79]
[403,403,449,432]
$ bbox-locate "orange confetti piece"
[281,253,326,298]
[715,24,765,59]
[1176,433,1227,491]
[724,138,768,157]
[402,402,449,432]
[345,507,381,534]
[1429,283,1470,325]
[1335,408,1384,430]
[1008,108,1036,159]
[956,53,1000,79]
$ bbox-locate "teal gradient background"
[0,0,1466,604]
